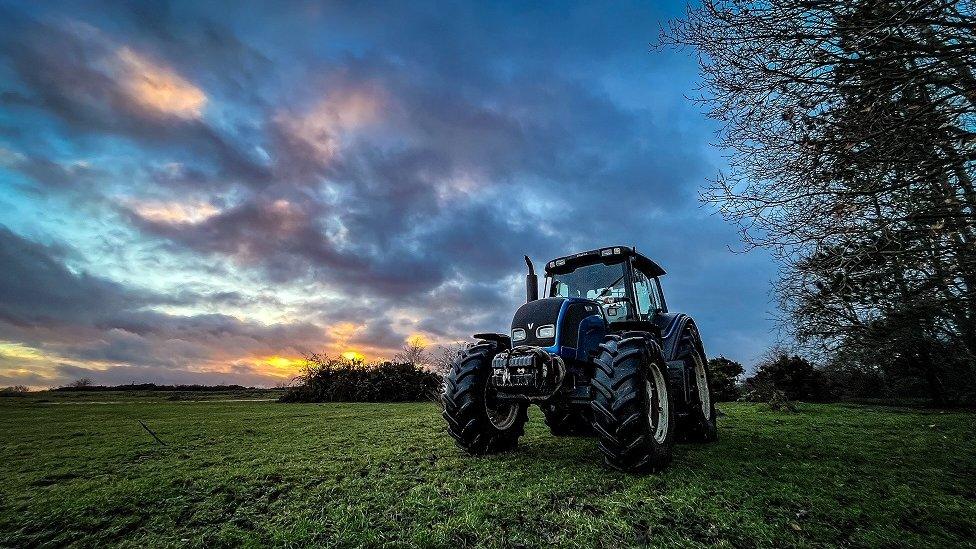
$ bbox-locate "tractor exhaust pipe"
[524,255,538,302]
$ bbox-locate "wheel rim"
[484,384,518,430]
[692,353,711,417]
[646,366,669,444]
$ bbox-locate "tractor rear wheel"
[540,404,593,436]
[442,341,528,455]
[684,346,718,443]
[590,335,675,472]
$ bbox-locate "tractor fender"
[659,314,707,409]
[657,314,704,362]
[473,332,512,350]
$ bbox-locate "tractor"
[441,246,716,472]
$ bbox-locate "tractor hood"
[510,297,606,354]
[511,297,565,347]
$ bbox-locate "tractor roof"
[544,246,666,277]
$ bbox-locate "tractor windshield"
[546,261,633,322]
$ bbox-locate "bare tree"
[393,336,430,368]
[662,0,976,402]
[68,377,94,388]
[428,341,470,376]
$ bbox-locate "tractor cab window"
[633,269,662,319]
[546,261,633,321]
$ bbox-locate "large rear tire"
[442,341,528,455]
[540,404,593,436]
[680,335,718,443]
[590,335,675,472]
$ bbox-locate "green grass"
[1,393,974,547]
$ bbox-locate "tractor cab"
[543,246,668,330]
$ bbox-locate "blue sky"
[0,0,777,387]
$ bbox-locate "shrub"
[279,354,441,403]
[66,377,93,388]
[707,356,744,401]
[742,352,835,403]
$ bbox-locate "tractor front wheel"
[590,335,675,472]
[442,341,528,455]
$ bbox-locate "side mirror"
[524,255,538,302]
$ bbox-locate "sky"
[0,0,778,388]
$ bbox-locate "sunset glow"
[263,356,301,370]
[341,351,365,362]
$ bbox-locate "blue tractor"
[441,246,716,472]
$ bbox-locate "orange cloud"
[327,321,361,345]
[115,47,207,119]
[223,355,308,381]
[130,199,220,224]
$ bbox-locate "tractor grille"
[491,353,537,387]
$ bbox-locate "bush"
[742,353,835,403]
[279,354,441,403]
[707,356,744,401]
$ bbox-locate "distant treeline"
[53,383,261,392]
[38,350,969,407]
[709,352,975,407]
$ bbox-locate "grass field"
[1,393,974,548]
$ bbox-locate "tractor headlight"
[536,324,555,339]
[512,328,526,342]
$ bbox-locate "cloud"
[0,1,780,387]
[0,8,271,187]
[0,225,149,326]
[0,149,102,190]
[274,85,384,172]
[127,198,221,224]
[0,226,330,387]
[114,46,207,119]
